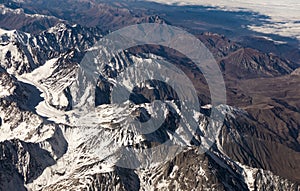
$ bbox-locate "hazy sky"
[143,0,300,40]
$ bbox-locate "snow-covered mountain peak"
[47,23,69,33]
[0,28,30,45]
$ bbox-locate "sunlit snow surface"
[143,0,300,41]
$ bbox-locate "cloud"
[142,0,300,40]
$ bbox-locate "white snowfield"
[17,58,70,123]
[143,0,300,41]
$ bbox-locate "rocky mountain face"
[0,3,62,34]
[0,22,104,75]
[0,0,165,33]
[0,1,299,191]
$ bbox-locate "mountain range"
[0,0,299,190]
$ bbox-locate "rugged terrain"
[0,0,299,190]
